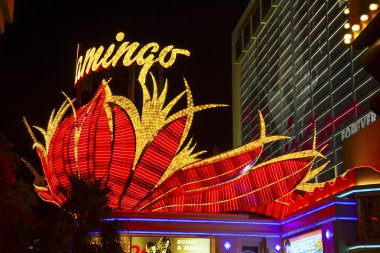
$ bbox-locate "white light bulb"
[344,34,352,40]
[360,14,369,21]
[352,24,360,31]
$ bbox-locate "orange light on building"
[345,0,380,83]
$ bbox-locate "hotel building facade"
[232,0,380,181]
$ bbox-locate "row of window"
[238,0,379,181]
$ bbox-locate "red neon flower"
[24,77,323,214]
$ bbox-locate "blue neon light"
[97,203,358,239]
[90,230,281,238]
[223,241,232,251]
[282,216,357,238]
[102,201,355,226]
[102,217,280,226]
[337,187,380,198]
[92,216,357,238]
[348,244,380,250]
[281,201,356,224]
[325,229,332,240]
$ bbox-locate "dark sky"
[0,0,247,168]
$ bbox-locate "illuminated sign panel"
[341,111,377,141]
[131,236,210,253]
[74,32,190,86]
[284,229,323,253]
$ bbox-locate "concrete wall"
[343,119,380,171]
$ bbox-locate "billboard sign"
[284,229,323,253]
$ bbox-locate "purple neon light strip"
[97,201,357,238]
[91,216,357,238]
[281,201,356,225]
[337,187,380,198]
[101,217,280,225]
[348,244,380,250]
[92,215,357,238]
[102,201,355,226]
[89,230,281,238]
[282,216,358,238]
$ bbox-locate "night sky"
[0,0,247,171]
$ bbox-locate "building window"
[261,0,271,19]
[235,36,243,60]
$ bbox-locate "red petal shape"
[47,116,76,203]
[250,192,299,219]
[93,105,112,184]
[119,117,187,210]
[106,106,136,209]
[137,146,262,211]
[62,117,77,179]
[149,159,311,213]
[77,95,105,181]
[45,86,109,205]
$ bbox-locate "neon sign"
[24,73,326,213]
[74,32,190,86]
[24,32,345,217]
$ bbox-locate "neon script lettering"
[74,32,190,86]
[285,101,361,153]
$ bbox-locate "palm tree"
[22,164,124,252]
[57,177,124,253]
[0,131,37,252]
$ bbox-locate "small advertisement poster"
[131,236,211,253]
[284,229,323,253]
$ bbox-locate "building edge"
[232,1,258,148]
